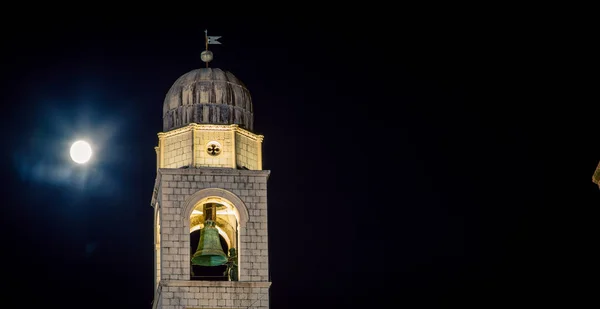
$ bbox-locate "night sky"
[0,12,595,308]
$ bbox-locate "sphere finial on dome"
[202,29,222,68]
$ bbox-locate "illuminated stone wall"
[235,131,261,170]
[162,130,193,168]
[157,124,262,170]
[158,281,269,308]
[194,129,233,168]
[151,168,270,309]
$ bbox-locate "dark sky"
[0,12,595,309]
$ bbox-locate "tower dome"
[163,68,253,132]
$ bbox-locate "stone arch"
[183,188,248,281]
[182,188,249,227]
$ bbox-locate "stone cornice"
[158,167,270,178]
[161,280,271,288]
[157,123,264,142]
[233,126,264,142]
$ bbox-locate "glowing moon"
[70,140,92,164]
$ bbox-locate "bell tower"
[150,37,271,308]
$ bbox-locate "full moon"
[70,140,92,164]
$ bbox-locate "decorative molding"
[158,167,270,178]
[182,188,250,228]
[161,280,271,288]
[192,127,197,166]
[231,129,237,168]
[157,123,264,142]
[154,146,159,172]
[158,134,165,168]
[193,123,238,132]
[256,139,263,170]
[206,141,222,156]
[234,126,263,142]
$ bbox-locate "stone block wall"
[157,124,263,170]
[194,130,233,168]
[155,168,270,283]
[163,130,193,168]
[156,281,270,309]
[235,132,260,170]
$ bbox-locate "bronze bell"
[191,203,227,267]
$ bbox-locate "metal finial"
[202,29,222,68]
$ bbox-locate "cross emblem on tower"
[207,143,221,156]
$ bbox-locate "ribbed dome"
[163,68,253,132]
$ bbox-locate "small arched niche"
[189,196,240,281]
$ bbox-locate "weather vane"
[201,29,222,68]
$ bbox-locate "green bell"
[191,219,228,266]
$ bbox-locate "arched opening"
[189,196,240,281]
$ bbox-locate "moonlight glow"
[70,140,92,164]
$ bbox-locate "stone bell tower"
[150,65,271,308]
